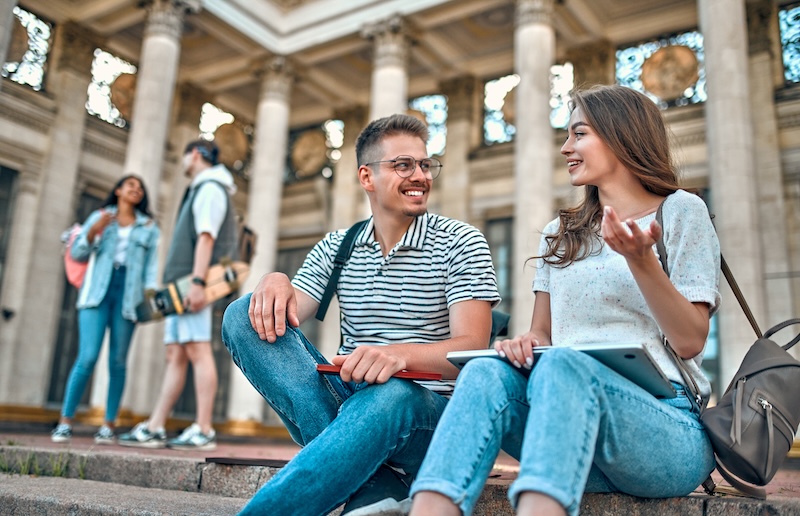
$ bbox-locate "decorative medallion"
[110,73,137,120]
[640,45,699,101]
[214,123,249,170]
[291,128,328,178]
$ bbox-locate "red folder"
[316,364,442,381]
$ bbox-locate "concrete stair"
[2,444,800,515]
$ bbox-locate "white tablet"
[447,343,676,399]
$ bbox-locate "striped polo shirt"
[291,213,500,396]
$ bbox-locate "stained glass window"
[483,64,575,145]
[199,103,234,139]
[1,6,52,91]
[779,3,800,83]
[408,94,447,156]
[85,49,136,127]
[616,30,706,109]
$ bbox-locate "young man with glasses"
[222,113,500,515]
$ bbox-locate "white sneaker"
[344,497,412,516]
[166,423,217,451]
[118,421,167,448]
[51,423,72,443]
[93,424,115,444]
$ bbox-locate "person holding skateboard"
[222,114,500,515]
[119,139,239,450]
[51,175,160,444]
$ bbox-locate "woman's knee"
[222,293,254,350]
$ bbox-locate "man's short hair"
[184,139,219,166]
[355,114,429,167]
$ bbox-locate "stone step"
[2,445,800,515]
[0,473,249,515]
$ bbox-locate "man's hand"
[248,272,301,342]
[331,346,408,384]
[184,283,208,313]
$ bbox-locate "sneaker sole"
[344,498,412,516]
[166,442,217,451]
[118,439,166,449]
[94,437,115,445]
[50,436,71,443]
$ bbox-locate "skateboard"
[136,259,250,322]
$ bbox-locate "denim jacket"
[72,206,160,322]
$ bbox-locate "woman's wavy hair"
[540,85,680,266]
[102,174,153,218]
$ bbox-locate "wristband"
[191,276,206,287]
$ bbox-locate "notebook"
[447,343,676,399]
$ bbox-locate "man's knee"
[165,344,188,366]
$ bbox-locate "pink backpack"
[63,223,89,289]
[63,208,105,289]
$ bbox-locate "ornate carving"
[362,15,409,69]
[747,0,774,56]
[56,22,102,74]
[140,0,201,40]
[640,45,699,101]
[254,56,294,103]
[215,122,250,170]
[440,75,476,120]
[565,40,614,87]
[516,0,555,27]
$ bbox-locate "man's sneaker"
[166,423,217,451]
[118,422,167,448]
[93,424,115,445]
[342,465,412,516]
[50,423,72,443]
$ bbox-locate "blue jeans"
[62,266,136,422]
[222,293,449,516]
[410,348,715,516]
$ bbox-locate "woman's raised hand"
[601,205,662,264]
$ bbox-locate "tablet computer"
[447,343,676,399]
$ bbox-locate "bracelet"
[191,276,206,287]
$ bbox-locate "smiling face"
[115,176,144,207]
[560,107,627,188]
[360,133,431,222]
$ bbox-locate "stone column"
[565,39,615,87]
[110,83,207,417]
[6,23,99,404]
[122,0,200,205]
[362,16,409,120]
[225,57,293,427]
[699,0,766,386]
[746,0,794,326]
[0,0,17,80]
[439,75,476,223]
[0,167,39,401]
[511,0,556,336]
[311,105,369,360]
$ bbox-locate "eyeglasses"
[365,155,442,180]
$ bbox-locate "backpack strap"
[656,195,769,499]
[315,220,369,322]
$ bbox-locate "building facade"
[0,0,797,439]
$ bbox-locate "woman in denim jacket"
[51,175,160,444]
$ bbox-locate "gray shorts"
[163,305,212,344]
